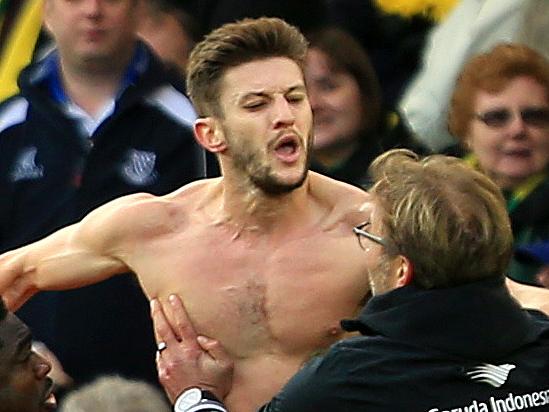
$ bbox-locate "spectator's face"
[138,11,193,73]
[0,314,55,412]
[44,0,139,67]
[466,76,549,190]
[215,57,313,194]
[305,48,363,152]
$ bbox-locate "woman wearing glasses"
[448,43,549,286]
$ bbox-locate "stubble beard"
[231,131,314,196]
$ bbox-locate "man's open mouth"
[274,135,300,162]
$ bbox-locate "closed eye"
[286,93,306,104]
[244,101,267,110]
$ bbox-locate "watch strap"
[174,388,228,412]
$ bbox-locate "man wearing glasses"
[152,149,549,412]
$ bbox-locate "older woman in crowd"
[448,43,549,286]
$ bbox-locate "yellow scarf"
[464,154,548,213]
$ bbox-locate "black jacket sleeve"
[256,349,357,412]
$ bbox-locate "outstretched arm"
[0,194,145,310]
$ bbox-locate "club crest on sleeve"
[120,149,158,186]
[10,146,44,182]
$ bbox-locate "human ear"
[395,256,414,287]
[194,118,227,153]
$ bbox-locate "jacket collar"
[342,276,547,359]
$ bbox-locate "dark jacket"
[507,177,549,285]
[261,277,549,411]
[0,43,203,251]
[0,43,204,386]
[309,132,382,188]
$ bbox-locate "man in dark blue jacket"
[152,149,549,412]
[0,0,204,389]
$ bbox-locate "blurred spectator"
[305,27,420,187]
[448,43,549,286]
[400,0,549,152]
[137,0,222,177]
[138,0,199,80]
[60,375,171,412]
[0,0,204,390]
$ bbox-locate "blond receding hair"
[186,17,308,117]
[449,43,549,140]
[369,149,513,289]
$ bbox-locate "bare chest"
[129,225,369,358]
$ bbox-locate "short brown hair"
[369,149,513,289]
[186,17,308,117]
[449,43,549,140]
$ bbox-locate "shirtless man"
[0,17,546,412]
[0,18,371,412]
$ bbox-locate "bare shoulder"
[309,172,368,202]
[81,179,215,242]
[308,172,370,226]
[164,177,220,202]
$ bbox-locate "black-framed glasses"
[475,107,549,128]
[353,221,388,249]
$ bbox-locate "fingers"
[151,295,200,351]
[197,336,230,363]
[151,298,234,402]
[166,294,198,343]
[150,298,177,346]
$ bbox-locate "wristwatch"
[174,387,228,412]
